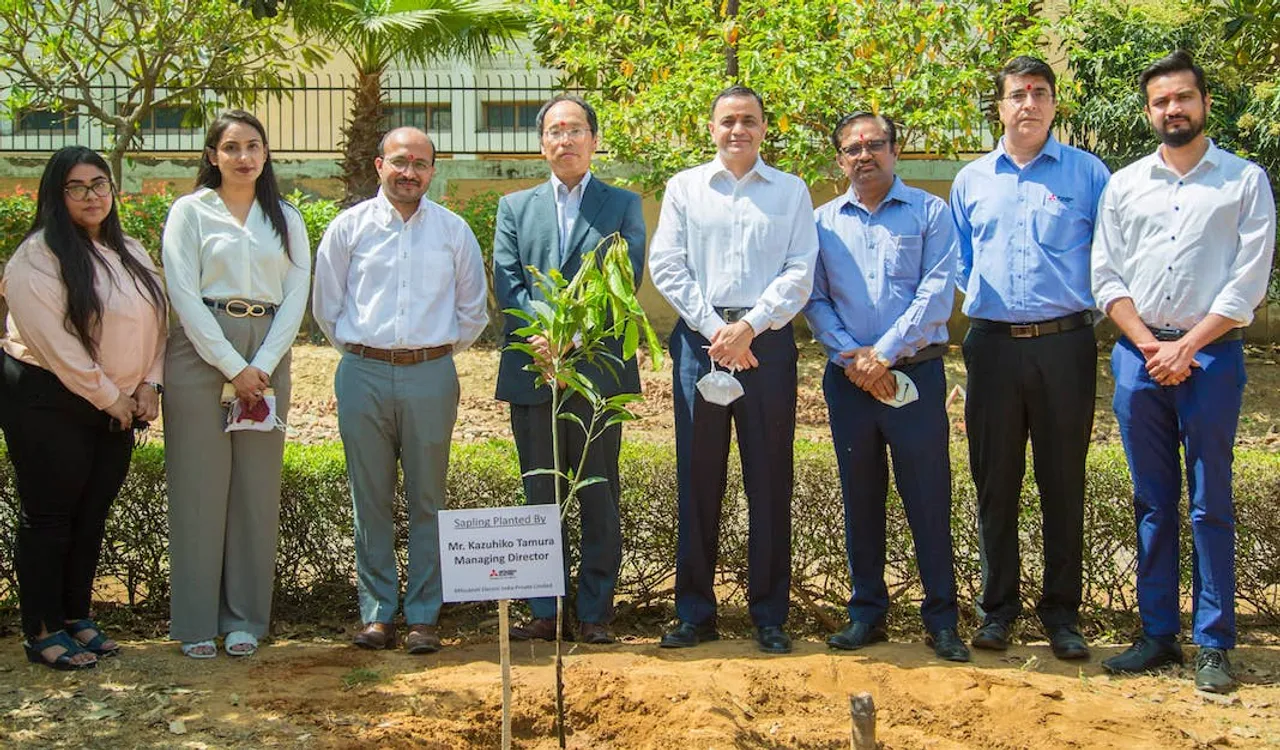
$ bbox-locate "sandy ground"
[2,635,1279,749]
[5,343,1280,748]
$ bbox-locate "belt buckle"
[1010,323,1039,338]
[224,299,265,318]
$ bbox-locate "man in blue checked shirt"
[950,56,1111,660]
[804,112,969,663]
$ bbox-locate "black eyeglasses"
[64,180,113,201]
[839,140,889,158]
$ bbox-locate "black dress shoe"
[929,628,971,662]
[756,625,792,654]
[826,622,888,651]
[659,621,719,649]
[971,620,1011,651]
[1047,625,1090,660]
[1102,635,1184,675]
[1194,647,1235,693]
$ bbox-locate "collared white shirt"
[312,189,488,352]
[162,187,311,379]
[648,156,818,340]
[551,170,591,263]
[1092,141,1277,330]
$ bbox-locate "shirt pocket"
[885,234,923,279]
[1032,199,1091,254]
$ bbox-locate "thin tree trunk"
[724,0,740,79]
[341,71,386,205]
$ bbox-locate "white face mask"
[696,360,745,407]
[878,370,920,409]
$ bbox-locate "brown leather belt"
[969,311,1094,338]
[897,343,948,366]
[345,343,453,365]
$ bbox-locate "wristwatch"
[145,381,164,395]
[873,351,892,369]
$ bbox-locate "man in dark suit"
[492,94,646,644]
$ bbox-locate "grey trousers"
[164,315,290,643]
[335,351,458,626]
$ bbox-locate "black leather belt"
[897,343,948,366]
[203,298,278,317]
[970,311,1093,338]
[1147,326,1244,345]
[716,307,752,324]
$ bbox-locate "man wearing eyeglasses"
[493,95,646,645]
[950,56,1111,660]
[313,127,488,654]
[649,85,818,654]
[804,112,968,662]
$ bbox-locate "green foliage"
[0,0,327,180]
[530,0,1045,190]
[285,190,342,251]
[442,188,504,341]
[0,189,36,264]
[504,234,662,509]
[3,441,1278,635]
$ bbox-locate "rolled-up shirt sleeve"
[1209,167,1277,324]
[1090,182,1133,315]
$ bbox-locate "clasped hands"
[104,381,162,431]
[707,321,758,370]
[840,346,898,401]
[528,334,573,387]
[1138,340,1199,386]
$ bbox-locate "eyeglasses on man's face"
[64,179,113,201]
[839,140,889,158]
[385,156,433,174]
[1002,88,1055,106]
[542,127,590,143]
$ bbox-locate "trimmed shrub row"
[1,440,1277,636]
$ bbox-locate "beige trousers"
[163,312,291,642]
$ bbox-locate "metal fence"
[0,71,582,155]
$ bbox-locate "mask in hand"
[696,359,745,407]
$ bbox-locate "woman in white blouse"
[162,110,310,659]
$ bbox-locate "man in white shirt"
[492,95,646,645]
[312,127,488,654]
[649,85,818,654]
[1092,51,1276,692]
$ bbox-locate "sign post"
[441,506,565,750]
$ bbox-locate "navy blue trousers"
[824,358,958,633]
[671,320,796,628]
[1111,338,1244,649]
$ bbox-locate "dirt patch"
[2,638,1278,748]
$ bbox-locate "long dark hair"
[195,109,293,259]
[25,146,166,358]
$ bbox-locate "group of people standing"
[1,48,1271,699]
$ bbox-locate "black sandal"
[23,631,97,671]
[65,618,121,657]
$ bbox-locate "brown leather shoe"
[510,617,564,641]
[352,622,396,650]
[405,624,442,654]
[578,622,615,645]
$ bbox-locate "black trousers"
[962,324,1096,628]
[0,352,133,640]
[671,320,796,628]
[510,394,623,624]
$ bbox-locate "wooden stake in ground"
[850,692,876,750]
[498,599,513,750]
[555,594,567,748]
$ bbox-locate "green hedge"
[1,440,1278,636]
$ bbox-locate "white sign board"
[439,506,565,602]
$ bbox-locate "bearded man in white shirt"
[312,127,488,654]
[649,85,819,654]
[1092,51,1276,693]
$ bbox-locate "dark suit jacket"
[492,176,647,405]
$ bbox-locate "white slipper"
[224,631,258,657]
[181,639,217,659]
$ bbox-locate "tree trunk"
[724,0,740,79]
[341,71,387,206]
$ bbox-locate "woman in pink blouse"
[0,146,167,670]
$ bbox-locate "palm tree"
[289,0,526,203]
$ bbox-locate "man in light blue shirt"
[950,56,1110,660]
[805,112,968,662]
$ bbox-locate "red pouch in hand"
[238,398,271,422]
